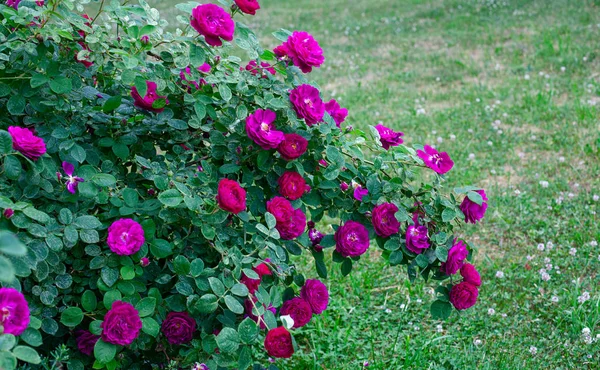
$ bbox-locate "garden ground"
[150,0,599,368]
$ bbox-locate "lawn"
[150,0,600,368]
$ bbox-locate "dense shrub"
[0,0,488,369]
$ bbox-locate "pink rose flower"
[3,208,14,219]
[0,288,30,336]
[353,185,368,201]
[101,301,142,346]
[61,162,84,194]
[460,264,481,286]
[460,190,488,224]
[441,239,468,275]
[277,133,308,161]
[8,126,46,160]
[217,178,247,214]
[107,218,145,256]
[375,124,404,150]
[198,63,212,74]
[191,4,235,47]
[308,228,324,246]
[289,84,324,126]
[416,145,454,174]
[278,171,310,201]
[246,109,285,150]
[131,81,169,113]
[140,257,150,267]
[280,297,313,328]
[267,196,294,224]
[449,282,479,310]
[371,203,400,238]
[234,0,260,15]
[161,311,196,345]
[334,220,370,258]
[324,99,348,127]
[75,330,99,356]
[405,217,430,254]
[300,279,329,314]
[244,298,275,329]
[277,208,306,240]
[340,182,349,191]
[280,31,324,73]
[264,327,294,358]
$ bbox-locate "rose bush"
[0,0,489,369]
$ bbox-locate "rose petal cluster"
[375,124,404,150]
[278,171,310,200]
[280,297,313,328]
[277,31,324,73]
[217,179,246,214]
[300,279,329,314]
[460,190,488,224]
[266,197,306,240]
[75,330,99,356]
[246,109,284,150]
[449,282,479,310]
[324,99,348,127]
[417,145,454,174]
[405,218,430,254]
[131,81,169,113]
[241,262,272,294]
[277,133,308,161]
[289,84,324,126]
[161,311,196,345]
[264,327,294,358]
[441,239,468,275]
[0,288,30,336]
[242,60,275,77]
[334,220,370,258]
[371,203,400,238]
[101,301,142,346]
[107,218,145,256]
[191,4,235,47]
[460,264,481,286]
[234,0,260,15]
[8,126,46,160]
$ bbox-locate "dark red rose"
[161,311,196,345]
[280,297,312,328]
[264,327,294,358]
[278,171,310,200]
[217,179,246,214]
[75,330,99,356]
[277,133,308,161]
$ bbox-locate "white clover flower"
[551,296,559,303]
[546,241,554,249]
[527,255,534,261]
[578,291,590,304]
[537,243,545,251]
[543,257,551,263]
[524,74,530,80]
[590,240,598,247]
[539,181,549,188]
[488,308,495,315]
[450,134,456,140]
[561,66,566,72]
[541,272,550,281]
[384,308,392,314]
[474,339,482,346]
[593,194,599,201]
[487,141,493,146]
[436,324,443,333]
[495,271,505,278]
[468,153,475,160]
[569,248,577,256]
[529,346,537,355]
[559,156,565,162]
[437,137,443,144]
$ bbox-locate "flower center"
[381,216,388,224]
[0,307,10,323]
[260,122,270,132]
[429,154,442,165]
[120,232,129,243]
[303,98,313,107]
[347,232,358,242]
[291,143,297,150]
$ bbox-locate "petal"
[62,161,74,176]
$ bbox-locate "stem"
[92,0,106,24]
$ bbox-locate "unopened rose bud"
[197,165,204,172]
[56,172,62,182]
[140,35,149,45]
[3,209,14,219]
[307,221,315,229]
[236,146,242,154]
[147,188,156,196]
[140,257,150,267]
[340,182,349,191]
[313,245,323,253]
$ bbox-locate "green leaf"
[209,277,226,296]
[158,189,183,207]
[135,297,156,317]
[238,318,258,344]
[74,215,102,229]
[190,258,205,277]
[7,95,25,115]
[30,74,49,88]
[0,130,12,155]
[216,327,240,353]
[0,334,16,351]
[20,328,42,347]
[3,156,21,180]
[103,290,122,310]
[101,267,119,287]
[231,283,249,297]
[430,300,452,320]
[435,246,449,262]
[92,174,117,187]
[224,295,244,314]
[81,290,98,312]
[441,208,456,222]
[219,163,241,174]
[70,144,86,163]
[0,231,27,257]
[23,207,50,223]
[12,346,41,365]
[466,190,484,205]
[272,29,292,42]
[94,340,117,364]
[0,351,16,369]
[173,255,191,275]
[189,44,206,67]
[219,84,232,102]
[49,76,72,94]
[102,95,122,113]
[80,229,100,244]
[195,294,218,314]
[112,143,129,161]
[141,317,159,337]
[265,212,277,229]
[60,307,84,327]
[341,258,352,277]
[150,239,172,258]
[120,265,135,280]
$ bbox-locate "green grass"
[150,0,600,368]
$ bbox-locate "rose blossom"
[416,145,454,174]
[289,84,325,126]
[107,218,145,256]
[324,99,348,127]
[3,209,14,219]
[75,330,99,356]
[279,31,324,73]
[244,298,275,329]
[340,182,349,191]
[335,221,370,258]
[278,171,310,200]
[266,196,294,224]
[353,184,368,201]
[264,327,294,358]
[277,133,308,161]
[449,282,479,310]
[180,65,211,89]
[8,126,46,160]
[191,4,235,47]
[234,0,260,15]
[140,257,150,267]
[101,301,142,346]
[300,279,329,314]
[241,262,272,294]
[277,208,306,240]
[371,203,400,238]
[217,178,246,214]
[246,109,285,150]
[131,81,169,113]
[460,190,488,224]
[61,162,84,194]
[441,239,468,275]
[0,288,30,336]
[280,297,313,328]
[375,124,404,150]
[405,217,430,254]
[460,264,481,286]
[161,311,196,345]
[308,228,324,246]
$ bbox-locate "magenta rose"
[289,84,325,126]
[101,301,142,346]
[62,161,84,194]
[244,298,275,329]
[460,264,481,287]
[180,66,210,89]
[161,311,196,345]
[234,0,260,15]
[217,178,246,214]
[0,288,30,336]
[300,279,329,314]
[277,133,308,161]
[405,218,430,254]
[242,60,275,77]
[416,145,454,174]
[281,31,324,73]
[460,190,488,224]
[335,220,370,258]
[372,203,400,238]
[324,99,348,127]
[277,208,306,240]
[441,239,468,275]
[246,109,285,150]
[449,282,479,310]
[353,185,368,201]
[107,218,145,256]
[375,124,404,150]
[75,330,99,356]
[280,297,313,328]
[266,196,294,224]
[264,327,294,358]
[8,126,46,160]
[191,4,235,47]
[131,81,169,113]
[278,171,310,200]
